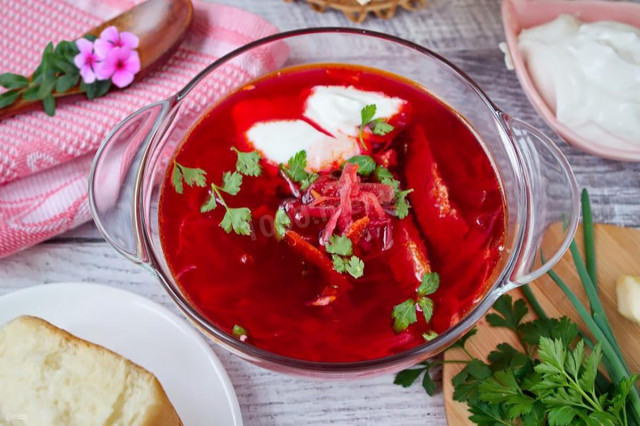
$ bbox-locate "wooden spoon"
[0,0,193,120]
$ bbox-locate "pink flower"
[74,38,100,84]
[94,26,139,60]
[95,47,141,88]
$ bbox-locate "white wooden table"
[2,1,639,425]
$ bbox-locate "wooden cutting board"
[442,224,640,425]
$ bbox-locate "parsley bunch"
[170,148,262,236]
[394,190,640,426]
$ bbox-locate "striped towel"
[0,0,281,258]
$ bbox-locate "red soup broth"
[159,64,506,363]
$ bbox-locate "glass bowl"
[89,28,579,378]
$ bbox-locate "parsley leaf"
[332,255,347,273]
[220,207,252,235]
[422,331,438,341]
[372,119,394,136]
[486,294,528,332]
[200,185,219,213]
[394,189,413,219]
[417,297,434,323]
[232,324,247,338]
[346,155,376,176]
[417,272,440,296]
[394,367,425,387]
[392,299,417,333]
[274,207,291,241]
[359,104,376,150]
[221,171,243,195]
[374,165,394,182]
[282,150,318,190]
[345,256,364,279]
[233,148,262,177]
[325,235,353,256]
[171,162,207,194]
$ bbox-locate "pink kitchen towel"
[0,0,282,258]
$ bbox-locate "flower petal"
[124,51,141,74]
[111,69,134,88]
[75,38,94,54]
[94,59,114,80]
[100,26,119,44]
[119,32,139,49]
[73,52,87,69]
[94,39,113,60]
[80,65,96,84]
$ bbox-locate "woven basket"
[284,0,426,23]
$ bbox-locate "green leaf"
[42,95,55,116]
[422,331,438,342]
[52,54,78,75]
[467,401,509,425]
[171,164,184,194]
[285,150,309,183]
[0,73,29,89]
[392,299,417,333]
[487,343,530,373]
[395,190,412,219]
[372,120,394,136]
[345,256,364,279]
[417,296,434,323]
[519,317,579,347]
[346,155,376,176]
[93,79,111,98]
[232,324,247,338]
[360,104,376,128]
[220,207,252,235]
[82,80,97,99]
[200,187,218,213]
[0,90,20,108]
[417,272,440,296]
[37,73,57,99]
[178,164,207,188]
[332,255,347,273]
[535,337,566,376]
[55,73,79,93]
[394,367,425,387]
[578,343,601,392]
[233,148,262,177]
[452,359,491,403]
[374,165,394,182]
[300,173,318,190]
[325,235,353,256]
[486,294,528,332]
[422,369,437,396]
[450,327,477,351]
[547,405,578,426]
[274,207,291,241]
[21,85,41,101]
[221,171,243,195]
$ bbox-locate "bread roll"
[0,316,182,426]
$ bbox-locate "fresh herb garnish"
[232,147,262,177]
[358,104,395,150]
[171,162,207,195]
[274,207,291,241]
[282,150,318,190]
[374,165,413,219]
[232,324,248,340]
[325,235,364,279]
[201,174,252,236]
[392,272,440,332]
[346,155,376,176]
[394,190,640,426]
[220,207,252,235]
[325,235,353,256]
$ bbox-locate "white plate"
[0,282,242,426]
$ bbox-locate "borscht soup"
[159,64,506,363]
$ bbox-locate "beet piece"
[385,219,431,287]
[284,230,352,305]
[404,125,469,250]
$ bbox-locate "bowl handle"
[88,99,172,264]
[501,114,580,289]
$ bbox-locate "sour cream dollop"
[518,15,640,149]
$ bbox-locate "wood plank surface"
[2,0,640,425]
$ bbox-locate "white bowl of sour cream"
[502,0,640,161]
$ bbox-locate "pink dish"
[502,0,640,162]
